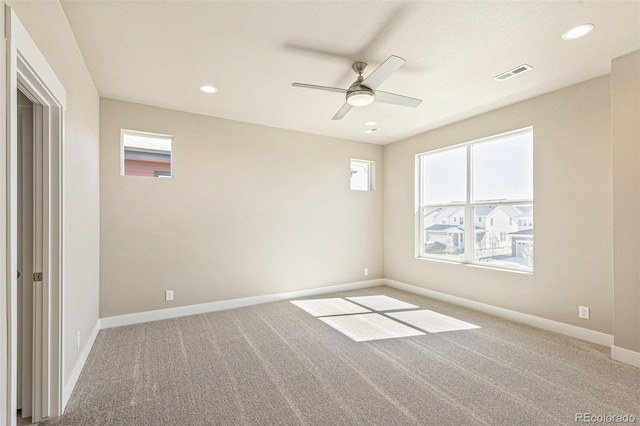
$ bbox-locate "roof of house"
[474,204,534,219]
[474,206,498,217]
[123,132,172,153]
[509,228,533,235]
[427,204,534,225]
[488,205,519,218]
[515,205,533,215]
[426,224,486,232]
[425,224,463,231]
[437,206,464,218]
[424,208,443,218]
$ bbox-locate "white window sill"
[414,255,533,275]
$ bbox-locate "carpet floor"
[43,286,640,425]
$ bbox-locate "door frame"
[4,6,66,424]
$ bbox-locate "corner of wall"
[62,319,100,412]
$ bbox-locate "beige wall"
[0,3,7,421]
[100,98,383,318]
[612,51,640,352]
[384,75,614,334]
[5,0,101,389]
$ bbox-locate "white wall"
[612,51,640,352]
[4,0,100,393]
[384,75,614,334]
[0,3,7,421]
[100,98,383,318]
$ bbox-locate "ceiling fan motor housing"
[346,71,375,107]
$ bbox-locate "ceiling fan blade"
[375,91,422,108]
[332,103,353,120]
[361,55,405,90]
[292,83,347,94]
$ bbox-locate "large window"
[417,128,533,272]
[121,130,173,178]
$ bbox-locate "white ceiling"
[60,1,640,145]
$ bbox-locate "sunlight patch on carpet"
[388,310,480,333]
[319,313,425,342]
[346,295,419,311]
[290,298,371,317]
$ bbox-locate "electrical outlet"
[165,290,174,301]
[579,306,590,319]
[364,268,369,276]
[76,331,80,349]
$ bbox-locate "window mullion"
[465,144,473,263]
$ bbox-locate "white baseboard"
[62,319,101,411]
[100,278,384,329]
[384,279,614,347]
[611,345,640,368]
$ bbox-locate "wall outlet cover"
[579,306,590,319]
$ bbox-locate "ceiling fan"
[292,55,422,120]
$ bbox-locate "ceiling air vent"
[493,64,533,81]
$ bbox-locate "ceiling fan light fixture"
[346,90,375,107]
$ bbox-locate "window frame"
[350,158,375,191]
[415,127,533,273]
[120,129,174,178]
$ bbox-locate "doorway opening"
[5,7,66,425]
[16,89,34,424]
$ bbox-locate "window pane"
[351,160,373,191]
[473,204,533,270]
[421,146,466,204]
[122,131,173,178]
[422,206,465,259]
[472,131,532,202]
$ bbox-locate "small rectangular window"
[350,159,375,191]
[121,130,173,178]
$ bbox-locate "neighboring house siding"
[482,209,518,249]
[124,159,171,177]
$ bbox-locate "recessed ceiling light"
[364,128,380,134]
[365,121,378,126]
[199,85,218,93]
[562,24,594,40]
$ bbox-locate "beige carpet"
[43,286,640,425]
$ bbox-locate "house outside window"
[417,128,533,271]
[121,130,173,178]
